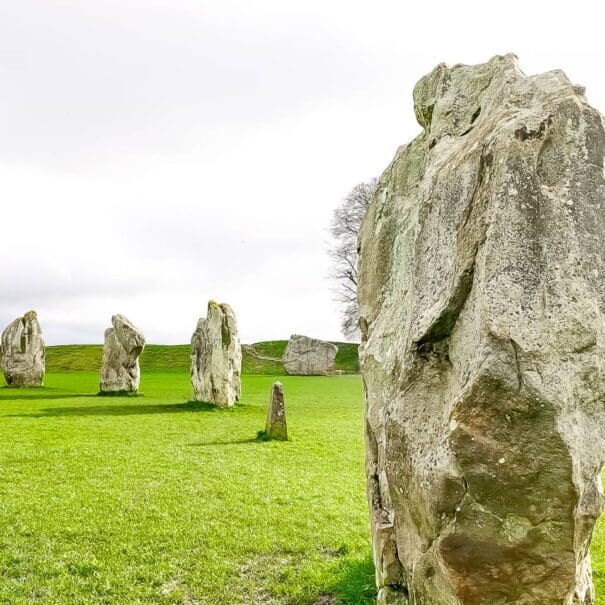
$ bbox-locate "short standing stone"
[1,310,45,386]
[283,334,338,375]
[265,381,287,440]
[190,301,242,407]
[99,314,145,393]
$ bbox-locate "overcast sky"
[1,1,604,345]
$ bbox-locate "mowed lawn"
[0,373,375,605]
[2,370,605,604]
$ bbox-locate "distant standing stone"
[1,310,45,386]
[190,301,242,407]
[265,381,287,440]
[283,334,338,375]
[99,314,145,393]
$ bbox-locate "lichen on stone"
[358,54,605,604]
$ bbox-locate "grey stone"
[265,381,287,440]
[99,314,145,393]
[190,301,241,407]
[1,310,45,386]
[283,334,338,375]
[377,587,408,605]
[358,54,605,604]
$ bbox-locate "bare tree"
[329,178,377,341]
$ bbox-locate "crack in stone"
[510,338,523,391]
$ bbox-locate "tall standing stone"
[1,310,45,386]
[283,334,338,375]
[358,55,605,604]
[265,381,287,440]
[99,314,145,393]
[190,301,241,407]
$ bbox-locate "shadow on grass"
[0,392,94,401]
[96,390,143,397]
[187,437,259,447]
[329,555,376,605]
[9,400,224,418]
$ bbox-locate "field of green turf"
[591,521,605,604]
[0,371,374,604]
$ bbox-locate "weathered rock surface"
[358,54,605,604]
[190,301,241,407]
[283,334,338,375]
[1,310,45,386]
[99,314,145,393]
[265,381,287,440]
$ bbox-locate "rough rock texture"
[283,335,338,375]
[190,301,242,407]
[1,310,45,386]
[99,314,145,393]
[358,54,605,605]
[265,381,287,440]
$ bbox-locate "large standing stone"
[358,55,605,604]
[283,334,338,375]
[190,301,241,407]
[99,314,145,393]
[265,381,287,440]
[1,310,45,386]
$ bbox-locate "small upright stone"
[265,381,287,440]
[190,301,242,407]
[283,334,338,375]
[99,314,145,393]
[1,310,45,386]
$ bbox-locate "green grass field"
[0,369,374,604]
[2,344,605,604]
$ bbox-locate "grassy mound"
[46,341,360,375]
[333,342,361,374]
